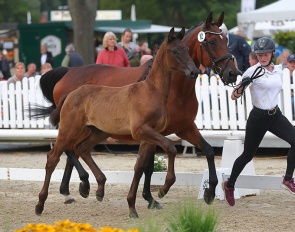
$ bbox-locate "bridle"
[199,24,235,85]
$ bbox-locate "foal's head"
[156,27,201,80]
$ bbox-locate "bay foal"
[35,28,200,218]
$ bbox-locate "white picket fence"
[0,70,294,146]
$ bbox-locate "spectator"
[118,28,141,67]
[0,50,11,80]
[140,54,153,66]
[24,63,38,77]
[277,49,292,69]
[96,31,130,67]
[38,44,53,72]
[7,62,25,86]
[249,51,258,66]
[61,44,84,67]
[286,54,295,118]
[139,41,151,56]
[220,24,252,73]
[41,62,53,75]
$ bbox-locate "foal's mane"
[137,34,179,82]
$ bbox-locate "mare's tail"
[50,95,68,127]
[40,67,69,104]
[30,67,69,120]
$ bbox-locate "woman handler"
[222,37,295,206]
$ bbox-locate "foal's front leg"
[127,142,155,218]
[141,147,163,209]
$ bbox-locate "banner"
[241,0,256,12]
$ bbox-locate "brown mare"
[33,12,240,213]
[35,28,200,217]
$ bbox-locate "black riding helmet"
[254,37,275,54]
[254,37,275,66]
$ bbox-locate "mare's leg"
[67,151,90,198]
[60,151,90,203]
[141,147,163,209]
[74,126,110,201]
[177,124,217,204]
[35,143,65,215]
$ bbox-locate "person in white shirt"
[7,62,25,86]
[222,37,295,206]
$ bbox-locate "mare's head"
[183,12,240,85]
[155,27,201,80]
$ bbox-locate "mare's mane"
[137,59,154,82]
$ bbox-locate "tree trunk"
[68,0,97,64]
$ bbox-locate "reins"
[233,66,265,103]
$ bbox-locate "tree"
[67,0,97,64]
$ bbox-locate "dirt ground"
[0,144,294,232]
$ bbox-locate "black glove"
[239,77,252,87]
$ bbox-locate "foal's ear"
[205,12,213,29]
[168,27,175,42]
[177,27,185,40]
[214,11,224,27]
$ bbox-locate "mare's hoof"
[129,210,139,218]
[79,181,90,198]
[64,195,76,204]
[204,188,215,205]
[148,200,163,209]
[35,205,44,216]
[158,188,166,199]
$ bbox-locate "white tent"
[237,0,295,39]
[95,24,183,34]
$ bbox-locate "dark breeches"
[228,108,295,187]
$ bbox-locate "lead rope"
[233,66,265,104]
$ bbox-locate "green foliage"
[165,198,218,232]
[154,155,167,172]
[130,197,219,232]
[274,31,295,52]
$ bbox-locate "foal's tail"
[50,95,68,127]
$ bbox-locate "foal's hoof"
[204,188,215,205]
[158,188,166,199]
[129,210,139,218]
[79,181,90,198]
[35,204,44,216]
[148,200,163,210]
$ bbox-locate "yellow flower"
[15,219,138,232]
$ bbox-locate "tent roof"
[95,24,183,34]
[238,0,295,23]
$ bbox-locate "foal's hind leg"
[35,143,65,215]
[74,126,110,201]
[177,125,217,204]
[141,146,163,209]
